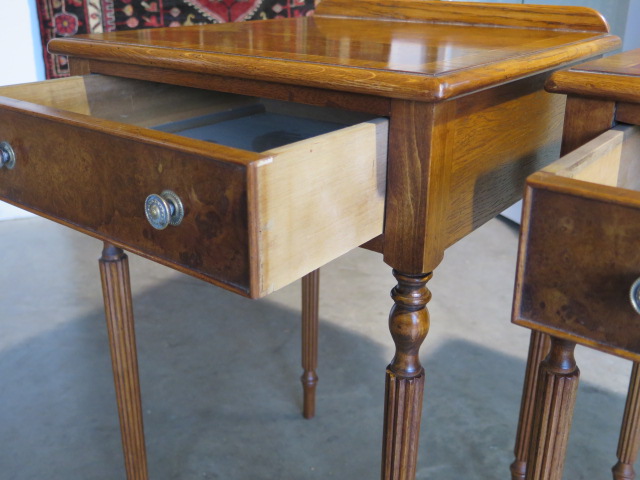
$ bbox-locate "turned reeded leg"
[526,338,579,480]
[301,269,320,419]
[382,270,431,480]
[511,331,551,480]
[99,243,149,480]
[613,362,640,480]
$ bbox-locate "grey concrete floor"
[0,216,634,479]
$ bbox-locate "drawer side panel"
[253,118,388,296]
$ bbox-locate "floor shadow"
[0,273,632,480]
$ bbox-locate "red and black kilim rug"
[36,0,316,79]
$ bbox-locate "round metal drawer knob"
[630,277,640,315]
[0,141,16,169]
[144,190,184,230]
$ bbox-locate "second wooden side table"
[512,48,640,480]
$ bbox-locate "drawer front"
[0,104,253,295]
[0,75,387,298]
[513,125,640,361]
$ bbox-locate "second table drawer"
[0,75,388,298]
[513,125,640,360]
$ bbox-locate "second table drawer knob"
[630,277,640,315]
[144,190,184,230]
[0,141,16,169]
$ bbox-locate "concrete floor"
[0,216,634,479]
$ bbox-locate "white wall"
[0,0,44,220]
[625,0,640,50]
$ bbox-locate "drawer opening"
[151,102,355,153]
[0,74,378,152]
[543,124,640,191]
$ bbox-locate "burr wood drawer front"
[0,75,388,298]
[513,125,640,362]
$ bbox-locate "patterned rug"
[37,0,316,79]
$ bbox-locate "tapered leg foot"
[511,331,551,480]
[526,338,579,480]
[613,362,640,480]
[301,269,319,419]
[382,270,431,480]
[99,243,148,480]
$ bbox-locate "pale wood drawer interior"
[542,123,640,190]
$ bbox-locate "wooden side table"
[512,49,640,480]
[0,1,619,479]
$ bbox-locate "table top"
[48,0,619,102]
[547,48,640,103]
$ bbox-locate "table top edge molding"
[48,34,620,103]
[546,69,640,104]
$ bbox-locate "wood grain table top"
[547,48,640,103]
[47,0,620,102]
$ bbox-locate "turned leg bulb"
[387,270,431,378]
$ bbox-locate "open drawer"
[0,75,388,298]
[513,124,640,360]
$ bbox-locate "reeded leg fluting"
[382,270,431,480]
[526,338,579,480]
[613,362,640,480]
[99,243,149,480]
[301,269,320,419]
[511,331,551,480]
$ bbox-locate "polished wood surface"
[512,141,640,476]
[383,271,431,480]
[383,100,454,272]
[0,75,386,298]
[574,50,640,75]
[82,60,393,117]
[48,3,618,102]
[444,73,566,249]
[526,339,579,480]
[514,146,640,361]
[99,244,148,480]
[511,331,550,480]
[301,269,320,420]
[547,49,640,104]
[515,50,640,480]
[383,73,566,273]
[317,0,610,32]
[614,364,640,480]
[0,80,254,295]
[44,6,616,275]
[559,96,615,155]
[619,103,640,126]
[0,3,622,479]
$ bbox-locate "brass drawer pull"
[630,278,640,315]
[0,141,15,169]
[144,190,184,230]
